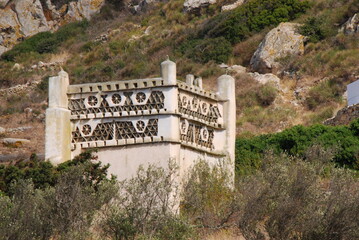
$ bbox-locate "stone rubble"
[0,80,41,97]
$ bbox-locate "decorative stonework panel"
[72,122,114,143]
[180,119,214,149]
[115,119,158,139]
[178,92,222,124]
[68,90,165,117]
[72,119,158,144]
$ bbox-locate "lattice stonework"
[68,91,165,117]
[180,119,214,149]
[178,92,222,124]
[72,119,159,144]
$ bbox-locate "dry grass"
[202,229,246,240]
[0,112,45,157]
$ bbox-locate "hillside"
[2,0,359,239]
[0,0,359,160]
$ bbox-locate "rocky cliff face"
[0,0,105,55]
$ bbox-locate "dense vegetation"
[199,0,310,44]
[0,151,109,196]
[236,118,359,175]
[1,150,359,239]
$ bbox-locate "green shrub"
[199,0,310,44]
[0,167,116,240]
[299,17,331,43]
[181,160,236,228]
[0,150,110,196]
[180,37,232,63]
[1,20,89,62]
[256,83,277,106]
[99,161,193,240]
[236,119,359,174]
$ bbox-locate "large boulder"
[184,0,216,12]
[14,0,50,37]
[339,13,359,35]
[250,22,305,73]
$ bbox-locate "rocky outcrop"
[184,0,216,12]
[324,104,359,126]
[339,13,359,35]
[0,0,105,55]
[249,72,281,87]
[250,22,305,73]
[221,0,245,11]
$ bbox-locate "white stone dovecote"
[45,59,236,181]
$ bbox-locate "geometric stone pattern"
[178,91,222,125]
[180,119,214,149]
[68,90,165,118]
[71,119,158,144]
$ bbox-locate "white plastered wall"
[96,142,180,181]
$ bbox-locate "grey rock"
[250,22,305,73]
[0,126,5,134]
[7,126,33,133]
[2,138,30,147]
[228,65,246,74]
[339,13,359,35]
[221,0,245,11]
[219,63,229,68]
[12,63,22,71]
[0,0,105,56]
[184,0,216,12]
[249,72,281,87]
[13,0,50,37]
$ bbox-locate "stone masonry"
[45,59,236,181]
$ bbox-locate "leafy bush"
[99,160,192,240]
[199,0,310,44]
[236,119,359,174]
[299,17,331,43]
[0,150,110,196]
[181,151,359,239]
[256,83,277,106]
[181,160,236,229]
[237,152,359,240]
[0,161,116,240]
[180,37,232,63]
